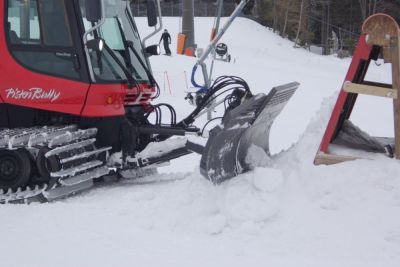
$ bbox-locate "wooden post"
[391,35,400,159]
[362,14,400,158]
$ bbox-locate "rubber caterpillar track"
[0,125,111,203]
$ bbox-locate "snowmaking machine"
[215,43,231,62]
[0,0,298,203]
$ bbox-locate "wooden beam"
[343,81,398,99]
[314,152,358,165]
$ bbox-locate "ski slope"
[1,17,399,267]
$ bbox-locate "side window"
[79,1,127,82]
[90,49,126,81]
[100,19,124,51]
[7,0,40,44]
[6,0,80,80]
[38,0,73,46]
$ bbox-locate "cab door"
[0,0,90,116]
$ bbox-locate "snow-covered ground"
[1,17,399,267]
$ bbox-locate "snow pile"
[0,17,399,267]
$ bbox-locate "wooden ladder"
[314,13,400,165]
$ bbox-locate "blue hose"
[190,65,208,94]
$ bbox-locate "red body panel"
[81,83,156,117]
[82,83,126,117]
[0,42,88,114]
[317,34,373,153]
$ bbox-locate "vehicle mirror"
[86,39,105,52]
[147,0,158,27]
[85,0,103,23]
[146,44,160,56]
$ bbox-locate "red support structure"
[318,35,373,153]
[314,13,400,165]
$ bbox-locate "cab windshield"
[79,0,150,83]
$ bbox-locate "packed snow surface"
[1,17,399,267]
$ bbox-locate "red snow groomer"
[0,0,298,203]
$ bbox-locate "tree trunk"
[282,0,291,37]
[294,0,305,47]
[358,0,367,20]
[272,0,278,33]
[373,0,377,13]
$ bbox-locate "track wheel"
[0,149,31,190]
[35,148,61,188]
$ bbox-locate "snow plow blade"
[200,82,299,184]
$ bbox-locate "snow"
[136,137,187,159]
[1,17,400,267]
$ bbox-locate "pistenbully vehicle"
[0,0,298,203]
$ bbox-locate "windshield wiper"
[114,18,157,88]
[102,41,137,88]
[112,18,159,98]
[125,41,157,88]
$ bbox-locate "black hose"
[178,76,252,127]
[149,76,252,141]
